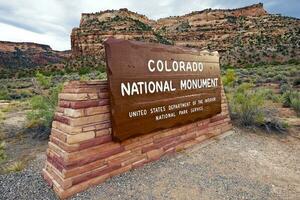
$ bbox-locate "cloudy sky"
[0,0,298,51]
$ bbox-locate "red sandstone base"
[43,80,232,199]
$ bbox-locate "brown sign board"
[104,38,221,141]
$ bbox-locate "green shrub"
[154,33,173,45]
[221,64,235,69]
[281,70,291,76]
[176,21,191,32]
[226,16,237,23]
[273,74,287,82]
[280,84,291,94]
[259,89,281,103]
[0,141,6,163]
[78,67,91,75]
[97,72,107,80]
[282,91,300,108]
[266,71,275,78]
[27,73,63,138]
[228,83,286,132]
[36,72,52,89]
[99,65,106,73]
[134,19,152,31]
[8,89,33,100]
[291,97,300,116]
[287,59,300,65]
[256,70,263,76]
[0,87,10,100]
[293,77,300,86]
[80,74,90,81]
[27,95,55,128]
[222,69,236,87]
[264,78,272,83]
[18,89,33,99]
[289,68,299,76]
[229,83,265,126]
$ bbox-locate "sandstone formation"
[0,41,70,69]
[71,3,300,67]
[71,8,158,59]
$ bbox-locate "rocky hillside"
[0,41,70,73]
[0,41,71,68]
[71,3,300,67]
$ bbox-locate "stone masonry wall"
[43,80,232,199]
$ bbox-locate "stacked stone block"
[43,80,232,199]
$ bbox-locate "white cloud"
[0,0,298,51]
[0,23,69,50]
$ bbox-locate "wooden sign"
[104,38,221,141]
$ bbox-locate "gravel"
[1,128,299,200]
[0,154,57,200]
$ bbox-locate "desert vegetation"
[222,64,300,131]
[0,69,107,173]
[0,101,7,164]
[26,72,63,139]
[26,71,106,137]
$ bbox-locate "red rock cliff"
[71,3,300,66]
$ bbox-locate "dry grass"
[0,110,5,162]
[1,101,24,113]
[0,141,6,163]
[0,110,5,121]
[4,160,26,173]
[0,132,5,140]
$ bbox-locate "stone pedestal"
[43,80,232,199]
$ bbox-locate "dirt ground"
[65,127,299,200]
[1,127,299,200]
[0,101,299,200]
[0,102,47,173]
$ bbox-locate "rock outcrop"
[0,41,70,69]
[71,3,300,67]
[71,8,159,58]
[0,41,71,78]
